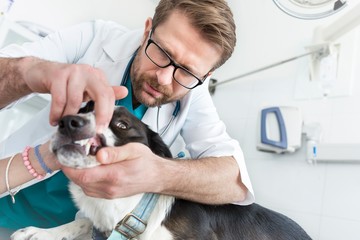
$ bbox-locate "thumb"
[97,146,127,164]
[112,86,128,100]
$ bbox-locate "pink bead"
[22,146,44,180]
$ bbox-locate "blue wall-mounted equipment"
[257,106,303,153]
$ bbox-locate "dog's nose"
[58,115,86,135]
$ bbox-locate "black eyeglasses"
[145,31,209,89]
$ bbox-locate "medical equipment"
[0,0,14,15]
[158,100,180,137]
[303,122,360,163]
[272,0,347,20]
[257,106,360,163]
[257,106,302,154]
[306,142,360,163]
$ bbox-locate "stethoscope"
[120,51,183,157]
[157,100,180,137]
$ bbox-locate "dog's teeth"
[74,139,90,146]
[85,142,91,155]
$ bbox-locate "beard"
[132,71,174,107]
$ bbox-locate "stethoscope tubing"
[158,100,180,137]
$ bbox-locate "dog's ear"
[147,130,173,158]
[78,101,95,114]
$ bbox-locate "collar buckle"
[114,213,147,239]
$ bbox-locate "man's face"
[131,11,221,107]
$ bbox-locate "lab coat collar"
[94,29,143,86]
[102,28,144,62]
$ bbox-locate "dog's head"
[50,102,172,168]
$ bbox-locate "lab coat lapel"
[94,29,143,86]
[101,28,143,62]
[94,61,128,86]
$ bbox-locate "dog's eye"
[115,121,128,130]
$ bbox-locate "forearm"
[159,156,248,205]
[0,143,59,196]
[0,57,34,108]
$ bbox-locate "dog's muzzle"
[50,113,106,168]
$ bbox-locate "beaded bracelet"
[34,145,53,174]
[22,146,44,180]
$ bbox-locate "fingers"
[92,86,128,133]
[113,86,128,100]
[48,64,86,125]
[46,64,128,130]
[61,68,87,118]
[93,90,116,133]
[62,165,109,185]
[62,144,157,199]
[90,86,127,133]
[49,98,65,126]
[62,165,124,199]
[97,143,145,164]
[24,59,128,128]
[97,146,128,164]
[48,75,68,126]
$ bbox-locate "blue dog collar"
[107,193,160,239]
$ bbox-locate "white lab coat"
[0,20,254,204]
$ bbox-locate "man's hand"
[61,142,247,204]
[61,143,164,198]
[22,57,127,132]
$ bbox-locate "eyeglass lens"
[145,40,201,89]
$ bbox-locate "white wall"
[2,0,360,239]
[211,1,360,239]
[6,0,156,30]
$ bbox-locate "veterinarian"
[0,0,254,232]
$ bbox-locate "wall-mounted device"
[257,106,302,154]
[295,2,360,99]
[257,106,360,163]
[303,122,360,163]
[272,0,347,20]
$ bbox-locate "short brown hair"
[152,0,236,69]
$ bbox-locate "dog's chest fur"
[69,183,175,238]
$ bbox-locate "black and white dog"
[11,103,312,240]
